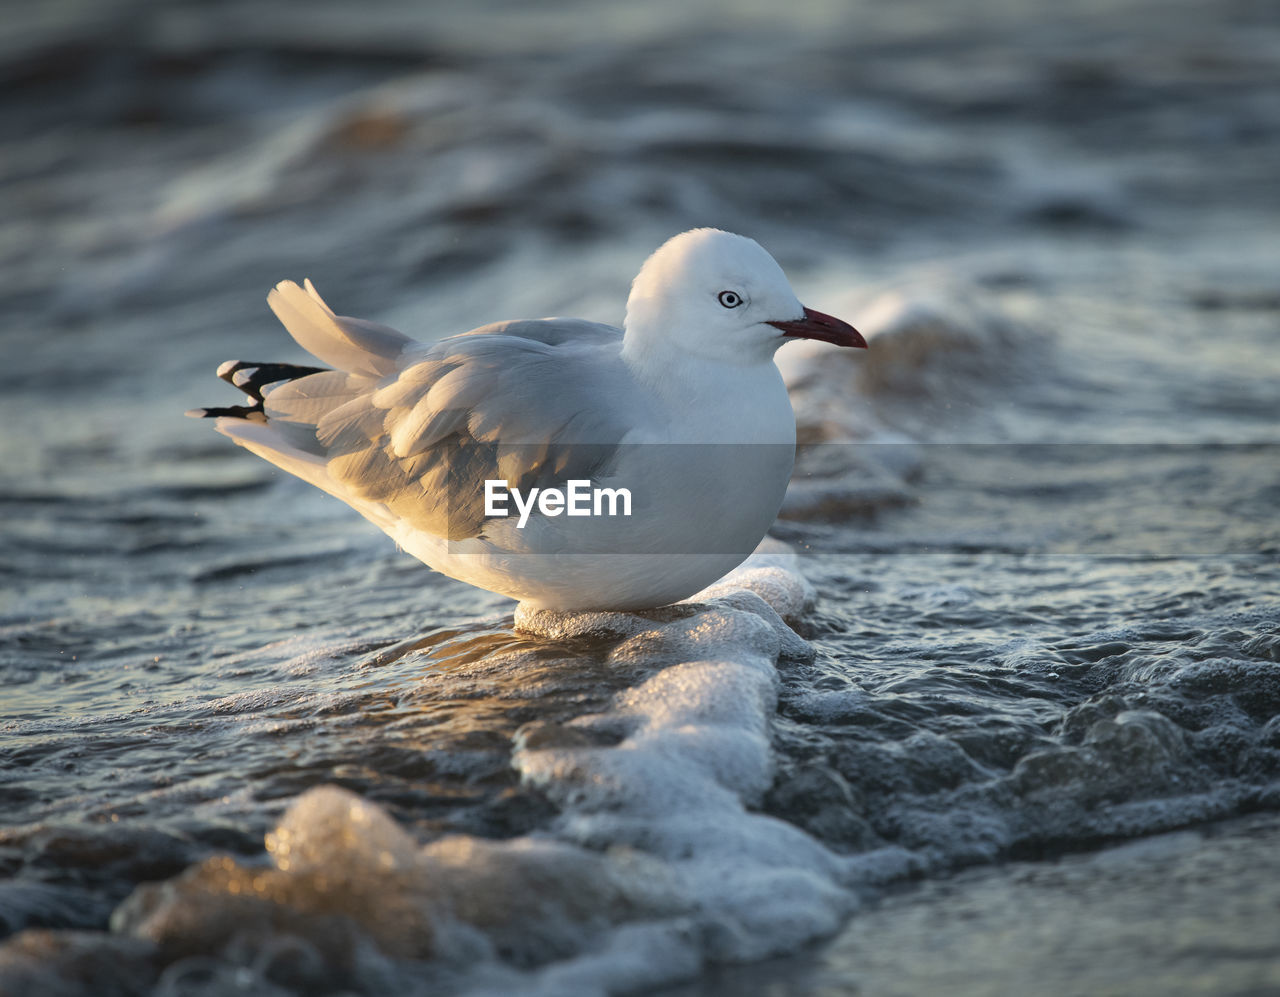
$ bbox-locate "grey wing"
[452,317,625,348]
[216,283,637,542]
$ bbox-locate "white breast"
[393,360,798,610]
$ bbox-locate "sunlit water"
[2,0,1278,993]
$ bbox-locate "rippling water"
[2,0,1279,993]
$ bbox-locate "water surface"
[2,0,1278,993]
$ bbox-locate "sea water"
[2,0,1278,993]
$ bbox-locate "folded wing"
[209,280,633,541]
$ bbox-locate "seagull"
[188,228,866,610]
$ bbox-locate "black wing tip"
[192,360,330,422]
[185,405,268,422]
[215,360,327,400]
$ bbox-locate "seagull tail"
[266,279,411,377]
[184,280,417,533]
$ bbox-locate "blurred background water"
[2,0,1279,994]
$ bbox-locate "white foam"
[510,551,861,972]
[113,549,872,994]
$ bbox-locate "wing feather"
[315,394,389,451]
[219,306,639,543]
[263,370,367,425]
[389,396,468,458]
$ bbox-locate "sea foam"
[101,547,883,995]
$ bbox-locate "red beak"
[768,306,867,349]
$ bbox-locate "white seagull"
[189,228,865,610]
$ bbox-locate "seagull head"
[623,228,866,366]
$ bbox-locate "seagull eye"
[718,290,743,308]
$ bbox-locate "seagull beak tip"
[769,306,867,349]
